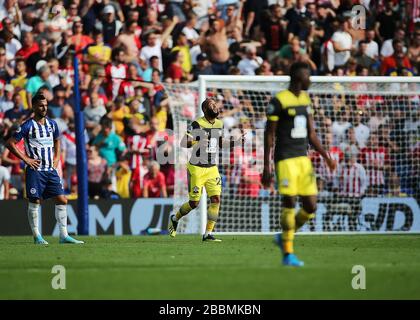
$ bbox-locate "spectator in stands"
[364,28,379,60]
[84,92,107,135]
[141,56,160,82]
[16,31,39,60]
[375,0,399,44]
[0,46,14,80]
[261,4,286,63]
[333,149,368,231]
[25,64,51,109]
[339,127,360,158]
[92,116,127,167]
[115,153,131,198]
[332,107,351,146]
[70,19,92,59]
[27,37,52,77]
[380,28,406,58]
[0,156,10,200]
[381,39,413,76]
[87,145,108,199]
[10,58,28,109]
[359,134,389,196]
[143,160,167,198]
[201,15,230,75]
[355,40,376,71]
[100,178,121,199]
[97,5,123,45]
[172,32,192,76]
[4,92,26,122]
[331,16,353,68]
[2,30,21,61]
[407,30,419,73]
[83,28,112,76]
[352,110,370,148]
[0,83,14,113]
[113,20,141,63]
[192,52,213,80]
[237,45,262,75]
[140,17,178,72]
[166,50,185,83]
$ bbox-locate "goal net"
[166,76,420,234]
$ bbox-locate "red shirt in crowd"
[167,63,183,81]
[16,43,39,60]
[380,55,412,75]
[105,63,128,100]
[143,171,166,198]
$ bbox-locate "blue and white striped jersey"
[13,117,60,171]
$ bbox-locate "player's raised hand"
[261,166,272,188]
[25,158,41,170]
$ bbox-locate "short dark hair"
[32,92,47,106]
[100,115,113,128]
[290,62,310,80]
[150,55,159,62]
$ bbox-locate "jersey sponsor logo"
[281,179,289,187]
[16,126,21,133]
[193,186,199,194]
[267,104,275,115]
[47,126,53,133]
[30,188,37,195]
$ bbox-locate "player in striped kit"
[126,133,150,198]
[334,150,368,231]
[6,93,84,245]
[359,134,388,195]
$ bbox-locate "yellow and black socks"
[205,202,220,236]
[280,207,296,255]
[295,208,315,231]
[175,202,193,221]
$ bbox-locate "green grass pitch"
[0,234,419,299]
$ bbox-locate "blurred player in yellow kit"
[262,62,336,266]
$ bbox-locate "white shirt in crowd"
[380,39,407,57]
[5,38,22,61]
[140,39,163,71]
[332,121,352,145]
[238,56,263,75]
[354,123,370,148]
[331,31,352,66]
[365,40,379,59]
[0,165,11,200]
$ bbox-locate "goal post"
[166,76,420,235]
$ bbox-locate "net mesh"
[166,78,420,234]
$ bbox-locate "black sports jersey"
[266,89,313,161]
[186,116,224,167]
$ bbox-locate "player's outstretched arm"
[307,115,336,171]
[262,119,277,188]
[6,137,40,170]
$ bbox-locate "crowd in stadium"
[0,0,418,201]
